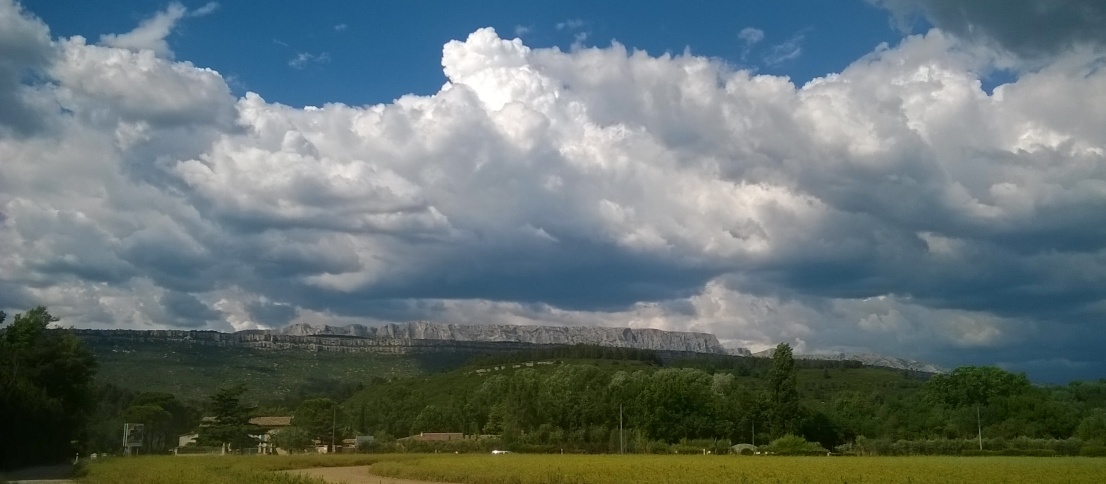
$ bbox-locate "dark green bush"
[767,434,827,456]
[961,449,1001,457]
[1080,445,1106,457]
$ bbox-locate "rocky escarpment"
[74,321,734,355]
[278,321,729,354]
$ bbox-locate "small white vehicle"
[491,450,512,454]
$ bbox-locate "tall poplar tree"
[768,343,800,437]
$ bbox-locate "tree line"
[345,344,1106,454]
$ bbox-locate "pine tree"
[197,385,262,452]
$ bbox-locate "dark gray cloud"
[246,300,298,327]
[873,0,1106,59]
[160,291,221,328]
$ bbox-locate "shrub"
[767,434,827,456]
[645,441,669,454]
[1080,445,1106,457]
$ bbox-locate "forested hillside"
[36,331,1106,457]
[83,338,472,401]
[344,345,1106,454]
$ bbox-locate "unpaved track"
[3,464,77,484]
[283,465,459,484]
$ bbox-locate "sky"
[1,0,1105,383]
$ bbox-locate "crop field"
[78,454,416,484]
[370,454,1106,484]
[78,454,1106,484]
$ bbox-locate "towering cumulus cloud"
[1,0,1104,379]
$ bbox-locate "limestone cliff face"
[277,321,729,354]
[74,322,733,355]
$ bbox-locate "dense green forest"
[342,344,1106,454]
[83,339,432,401]
[5,306,1106,469]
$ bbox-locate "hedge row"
[839,437,1105,456]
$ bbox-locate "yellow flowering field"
[370,454,1106,484]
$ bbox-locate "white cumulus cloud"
[97,2,218,59]
[2,1,1106,378]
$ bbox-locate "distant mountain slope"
[73,322,735,400]
[74,322,944,400]
[752,348,945,374]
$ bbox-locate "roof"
[399,432,465,441]
[249,416,293,427]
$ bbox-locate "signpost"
[122,423,144,455]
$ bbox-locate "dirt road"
[283,465,458,484]
[2,464,77,484]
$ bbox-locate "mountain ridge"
[275,321,734,354]
[73,321,738,355]
[72,321,945,373]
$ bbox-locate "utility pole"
[752,420,755,447]
[331,405,337,454]
[977,405,983,451]
[619,404,624,455]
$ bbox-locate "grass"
[371,454,1106,484]
[79,454,414,484]
[79,453,1106,484]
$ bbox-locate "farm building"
[398,432,466,442]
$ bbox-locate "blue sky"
[3,0,1106,382]
[25,0,911,107]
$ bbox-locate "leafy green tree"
[412,403,461,433]
[639,368,714,442]
[505,369,543,430]
[926,366,1031,408]
[542,365,607,431]
[483,403,508,435]
[121,404,171,453]
[925,366,1032,446]
[197,385,261,452]
[85,383,137,453]
[119,392,199,453]
[292,398,342,451]
[1077,408,1106,444]
[607,370,649,434]
[768,343,800,437]
[766,434,827,455]
[133,392,201,446]
[0,307,98,470]
[271,426,313,453]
